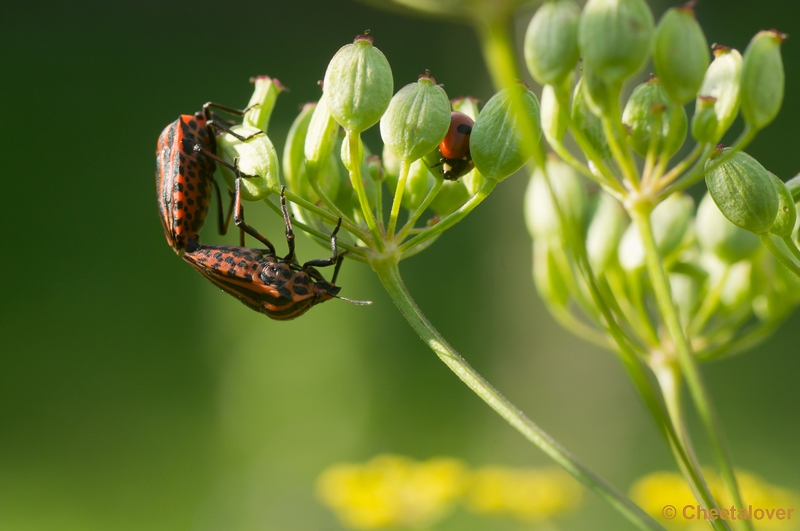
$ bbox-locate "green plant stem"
[632,204,742,531]
[346,131,384,251]
[398,179,497,255]
[371,257,666,531]
[478,18,726,528]
[761,234,800,279]
[388,159,411,238]
[397,175,444,243]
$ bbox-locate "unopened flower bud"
[741,30,787,130]
[621,77,687,158]
[541,84,568,145]
[572,77,610,158]
[243,76,288,132]
[217,125,280,201]
[619,194,694,270]
[697,45,743,142]
[769,173,797,237]
[471,85,541,181]
[653,2,710,104]
[430,180,470,216]
[587,192,628,272]
[705,149,778,234]
[524,0,581,86]
[380,72,451,163]
[525,157,586,240]
[323,32,394,133]
[578,0,655,84]
[691,96,719,144]
[696,192,760,264]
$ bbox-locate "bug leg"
[301,218,343,269]
[280,187,297,263]
[207,120,265,142]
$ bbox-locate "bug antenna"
[335,295,373,306]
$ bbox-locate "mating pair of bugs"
[156,102,366,320]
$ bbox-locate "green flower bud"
[696,192,760,264]
[380,72,451,163]
[216,125,280,201]
[471,85,541,181]
[587,192,628,272]
[705,149,778,234]
[430,179,470,216]
[578,0,655,84]
[541,84,568,145]
[385,158,434,211]
[769,173,797,237]
[524,0,581,85]
[533,239,571,307]
[619,193,694,270]
[653,1,710,104]
[243,76,287,132]
[691,96,719,144]
[572,77,610,159]
[785,174,800,203]
[697,45,742,142]
[323,33,393,134]
[741,30,787,130]
[621,77,688,158]
[525,157,586,240]
[450,96,480,121]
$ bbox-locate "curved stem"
[372,257,666,531]
[761,233,800,279]
[632,204,740,531]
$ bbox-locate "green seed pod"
[323,33,394,134]
[652,1,710,104]
[471,85,541,181]
[524,0,581,86]
[578,0,655,85]
[697,45,743,142]
[572,77,610,159]
[533,239,571,308]
[769,173,797,237]
[587,191,628,272]
[705,149,779,234]
[524,157,586,240]
[618,193,694,270]
[450,96,481,121]
[380,72,451,163]
[430,179,470,216]
[621,77,687,158]
[741,30,787,130]
[216,125,280,201]
[385,158,434,211]
[784,174,800,203]
[691,96,719,144]
[243,76,288,133]
[541,84,568,145]
[696,191,760,264]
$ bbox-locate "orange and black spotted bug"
[156,102,261,254]
[435,111,475,180]
[182,181,370,320]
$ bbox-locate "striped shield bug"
[156,102,263,254]
[182,182,370,320]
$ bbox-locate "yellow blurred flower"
[316,454,467,529]
[464,465,583,522]
[630,469,800,531]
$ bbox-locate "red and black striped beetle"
[436,111,475,181]
[182,180,368,320]
[156,102,261,254]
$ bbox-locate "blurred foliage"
[1,1,799,530]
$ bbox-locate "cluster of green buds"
[517,0,800,360]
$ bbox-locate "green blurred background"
[2,0,799,529]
